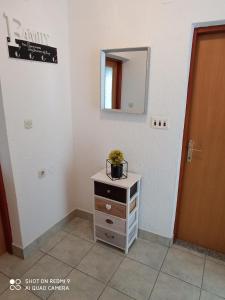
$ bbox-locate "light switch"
[24,119,32,129]
[151,116,169,129]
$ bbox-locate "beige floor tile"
[172,244,205,258]
[206,255,225,267]
[202,259,225,298]
[63,217,94,241]
[0,287,39,300]
[200,290,224,300]
[162,247,204,287]
[109,257,158,300]
[21,254,72,299]
[128,239,168,270]
[96,240,125,256]
[150,272,200,300]
[40,230,68,252]
[0,272,9,294]
[49,269,105,300]
[48,234,93,267]
[99,287,133,300]
[0,251,43,278]
[77,244,124,283]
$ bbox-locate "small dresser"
[91,169,141,254]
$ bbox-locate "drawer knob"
[106,204,111,210]
[105,233,114,239]
[106,189,111,194]
[105,219,113,224]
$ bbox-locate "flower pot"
[111,164,123,179]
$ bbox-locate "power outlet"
[38,169,46,178]
[24,119,33,129]
[151,116,169,129]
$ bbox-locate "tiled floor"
[0,217,224,299]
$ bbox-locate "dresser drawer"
[94,181,126,203]
[96,226,126,249]
[95,211,126,233]
[95,197,126,219]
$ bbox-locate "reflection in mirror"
[101,47,150,114]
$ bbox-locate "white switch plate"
[151,116,169,129]
[24,119,33,129]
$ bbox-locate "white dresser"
[91,169,141,254]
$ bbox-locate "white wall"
[69,0,225,239]
[0,0,74,248]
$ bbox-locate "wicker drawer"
[129,223,137,244]
[129,211,136,228]
[95,211,126,233]
[94,181,126,203]
[96,226,126,249]
[95,197,126,219]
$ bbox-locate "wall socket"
[151,116,169,129]
[24,119,33,129]
[38,169,46,178]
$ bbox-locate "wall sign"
[8,39,58,63]
[3,13,58,64]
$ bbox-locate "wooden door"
[106,58,122,109]
[175,25,225,253]
[0,165,12,254]
[0,213,6,255]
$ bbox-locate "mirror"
[100,47,150,114]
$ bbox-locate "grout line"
[148,246,169,300]
[73,267,108,286]
[125,256,161,273]
[96,285,108,300]
[0,251,45,292]
[200,289,225,300]
[61,228,95,244]
[160,270,202,289]
[198,255,210,300]
[106,256,125,285]
[45,267,75,300]
[0,286,11,297]
[20,254,73,300]
[39,231,70,253]
[97,256,126,300]
[104,285,137,300]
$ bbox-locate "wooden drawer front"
[96,226,125,249]
[95,211,126,233]
[94,181,126,203]
[95,198,126,219]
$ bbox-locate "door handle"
[187,139,202,162]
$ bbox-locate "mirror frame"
[100,47,150,114]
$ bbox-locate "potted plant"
[108,149,124,179]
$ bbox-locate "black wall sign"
[8,38,58,64]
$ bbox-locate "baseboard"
[74,208,93,222]
[13,208,172,259]
[75,209,172,248]
[138,229,173,247]
[12,209,77,259]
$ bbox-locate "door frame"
[174,24,225,239]
[0,166,12,253]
